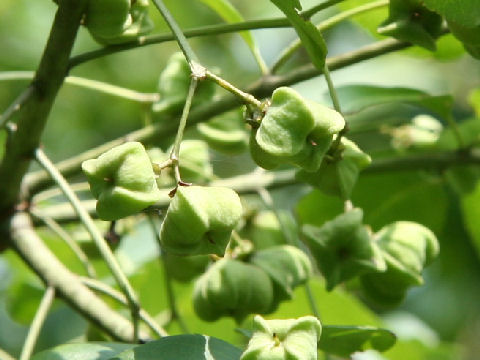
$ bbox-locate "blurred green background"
[1,0,480,359]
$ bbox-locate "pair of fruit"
[303,209,439,305]
[84,0,153,45]
[193,245,312,322]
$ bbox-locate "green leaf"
[319,325,396,357]
[469,88,480,117]
[31,342,135,360]
[111,335,242,360]
[329,85,453,120]
[423,0,480,28]
[270,0,327,70]
[198,0,267,73]
[461,181,480,258]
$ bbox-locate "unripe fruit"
[193,259,274,322]
[85,0,153,45]
[152,53,217,115]
[163,253,210,282]
[251,87,344,172]
[377,0,443,51]
[240,315,322,360]
[82,142,163,221]
[360,221,439,305]
[159,186,243,256]
[250,245,312,310]
[296,138,371,199]
[302,209,386,291]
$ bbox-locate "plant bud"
[82,142,163,221]
[302,209,386,291]
[241,315,322,360]
[193,259,274,322]
[159,186,243,256]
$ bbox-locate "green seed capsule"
[163,253,210,283]
[159,186,243,256]
[240,315,322,360]
[302,209,386,291]
[360,221,439,306]
[152,53,217,115]
[242,210,295,250]
[251,87,344,172]
[378,0,443,51]
[296,137,371,199]
[82,142,163,221]
[250,245,312,310]
[85,0,153,45]
[193,259,274,322]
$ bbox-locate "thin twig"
[35,214,96,278]
[34,147,141,343]
[80,277,168,338]
[19,286,55,360]
[147,215,190,334]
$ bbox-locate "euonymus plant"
[0,0,479,359]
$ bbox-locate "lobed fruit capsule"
[378,0,443,51]
[152,53,217,115]
[296,137,371,199]
[82,142,163,221]
[302,209,385,291]
[193,259,274,322]
[159,186,243,256]
[251,87,344,172]
[360,221,439,305]
[240,315,322,360]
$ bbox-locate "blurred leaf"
[352,171,448,234]
[111,335,241,360]
[330,85,453,119]
[296,189,343,227]
[318,325,396,357]
[339,0,388,36]
[461,181,480,257]
[198,0,267,73]
[423,0,480,28]
[31,342,135,360]
[270,0,327,70]
[469,88,480,117]
[436,117,480,150]
[444,165,480,195]
[384,338,461,360]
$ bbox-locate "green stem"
[24,38,416,194]
[34,148,141,343]
[323,63,342,113]
[147,215,190,334]
[151,0,199,65]
[19,286,55,360]
[271,0,388,73]
[81,277,168,338]
[0,72,159,103]
[171,78,198,183]
[10,211,145,342]
[445,114,465,148]
[35,214,97,278]
[302,0,346,19]
[0,0,88,225]
[205,70,262,108]
[68,1,344,69]
[256,187,321,320]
